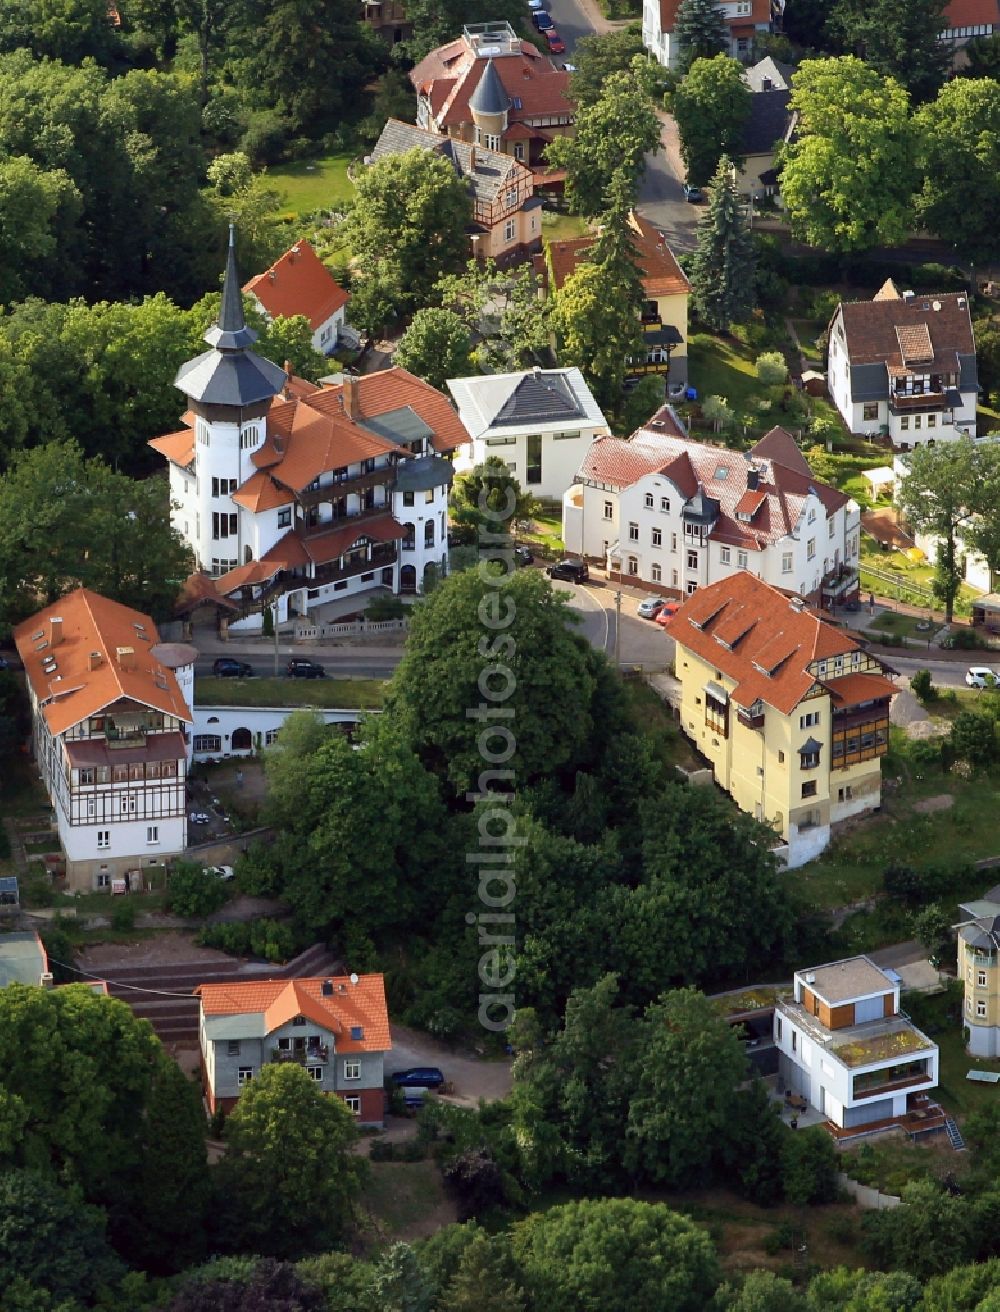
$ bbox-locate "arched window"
[402,523,415,551]
[240,424,260,450]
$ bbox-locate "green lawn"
[520,506,564,554]
[361,1160,456,1246]
[905,984,1000,1118]
[541,211,591,243]
[861,541,980,618]
[867,611,939,642]
[688,332,763,414]
[266,154,355,216]
[195,676,385,710]
[797,729,1000,911]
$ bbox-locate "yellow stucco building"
[666,573,897,867]
[955,895,1000,1057]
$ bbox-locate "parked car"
[286,658,326,679]
[189,811,211,825]
[546,559,589,583]
[532,8,554,28]
[682,183,704,203]
[207,865,235,881]
[514,545,534,567]
[391,1066,445,1089]
[654,600,682,627]
[212,657,252,678]
[637,597,667,620]
[562,61,577,71]
[966,666,998,688]
[544,27,565,51]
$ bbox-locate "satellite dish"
[350,972,359,985]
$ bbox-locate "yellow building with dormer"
[955,893,1000,1057]
[666,573,897,867]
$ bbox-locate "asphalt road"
[638,123,699,255]
[194,655,401,680]
[541,0,592,59]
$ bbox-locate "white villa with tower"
[151,230,469,632]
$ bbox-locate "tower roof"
[469,58,509,116]
[175,225,285,409]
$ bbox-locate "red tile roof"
[824,671,898,706]
[944,0,1000,27]
[837,290,975,371]
[244,239,349,332]
[198,974,391,1053]
[232,470,295,513]
[658,0,769,32]
[580,421,848,551]
[665,573,880,715]
[544,213,690,299]
[411,38,572,128]
[14,589,192,737]
[148,428,195,470]
[296,515,405,567]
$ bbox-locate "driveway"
[638,111,700,254]
[386,1023,513,1105]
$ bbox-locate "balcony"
[302,503,396,540]
[270,1044,329,1065]
[821,565,859,600]
[737,705,765,731]
[312,542,397,585]
[852,1059,934,1101]
[298,466,396,508]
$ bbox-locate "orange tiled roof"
[148,428,195,469]
[412,39,572,128]
[244,239,349,332]
[824,671,898,706]
[232,470,295,513]
[944,0,1000,27]
[545,213,690,299]
[665,573,879,715]
[197,974,391,1053]
[13,588,193,737]
[214,559,283,594]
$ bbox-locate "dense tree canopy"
[547,72,660,216]
[215,1063,363,1257]
[347,149,472,335]
[0,441,192,630]
[780,58,916,253]
[673,0,729,71]
[567,29,646,106]
[673,55,751,187]
[914,79,1000,261]
[829,0,948,101]
[394,308,475,392]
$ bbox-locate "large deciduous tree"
[673,55,751,187]
[567,29,646,106]
[546,72,660,216]
[0,440,192,630]
[780,57,917,253]
[347,149,472,335]
[512,1197,721,1312]
[394,308,475,392]
[829,0,948,101]
[215,1063,364,1258]
[673,0,729,71]
[896,438,1000,621]
[687,154,755,331]
[914,79,1000,261]
[386,568,599,797]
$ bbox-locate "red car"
[545,28,566,53]
[655,600,682,627]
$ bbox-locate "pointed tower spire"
[203,225,259,352]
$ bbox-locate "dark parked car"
[212,657,252,678]
[682,183,704,203]
[391,1066,445,1089]
[514,546,534,567]
[532,9,554,28]
[286,658,326,679]
[546,559,589,583]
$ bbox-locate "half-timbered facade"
[14,590,193,891]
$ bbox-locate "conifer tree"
[687,155,755,332]
[673,0,729,73]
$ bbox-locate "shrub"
[755,351,788,385]
[911,669,935,701]
[110,901,136,933]
[197,917,296,963]
[782,1127,839,1206]
[240,111,290,166]
[950,710,997,767]
[366,594,408,621]
[166,861,229,919]
[944,626,986,650]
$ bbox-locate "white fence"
[836,1171,901,1211]
[294,617,409,642]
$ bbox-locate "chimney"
[469,143,477,171]
[533,365,542,380]
[49,616,63,647]
[116,646,136,671]
[902,289,915,302]
[268,269,276,282]
[747,467,759,491]
[283,359,293,378]
[322,979,333,996]
[89,651,103,671]
[343,374,360,420]
[40,971,54,989]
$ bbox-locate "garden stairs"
[84,941,342,1042]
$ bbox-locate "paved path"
[386,1023,513,1106]
[638,109,699,254]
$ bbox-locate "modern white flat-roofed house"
[564,416,861,607]
[14,590,192,892]
[244,239,352,357]
[448,366,608,501]
[827,279,979,451]
[775,956,939,1131]
[197,973,391,1123]
[151,231,470,627]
